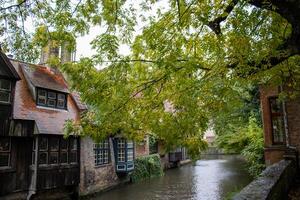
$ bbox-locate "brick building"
[260,85,300,166]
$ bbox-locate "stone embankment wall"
[233,160,296,200]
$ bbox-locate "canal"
[89,155,252,200]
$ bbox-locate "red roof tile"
[21,63,69,93]
[11,60,81,135]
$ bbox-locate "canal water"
[90,155,252,200]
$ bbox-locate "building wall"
[135,136,149,158]
[79,137,123,196]
[260,86,284,165]
[260,85,300,165]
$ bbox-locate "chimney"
[40,40,59,66]
[61,42,74,64]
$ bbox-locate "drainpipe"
[280,85,299,174]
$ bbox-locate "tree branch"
[0,0,27,12]
[207,0,238,35]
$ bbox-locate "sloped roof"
[71,92,88,111]
[10,60,84,135]
[20,63,69,93]
[0,50,20,80]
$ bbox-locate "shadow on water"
[89,155,252,200]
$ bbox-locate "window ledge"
[94,163,112,168]
[36,106,68,112]
[265,145,287,151]
[33,163,79,170]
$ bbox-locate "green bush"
[216,115,265,177]
[130,154,164,183]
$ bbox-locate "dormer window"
[37,88,67,109]
[0,79,11,103]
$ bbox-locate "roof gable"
[0,51,20,80]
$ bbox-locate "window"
[49,138,59,164]
[69,138,78,163]
[35,136,78,166]
[117,139,126,162]
[0,137,11,167]
[60,139,68,164]
[37,88,67,109]
[0,79,11,103]
[57,94,66,109]
[94,139,110,166]
[116,139,134,162]
[47,92,56,107]
[269,97,285,144]
[37,90,47,105]
[127,141,134,162]
[38,137,48,165]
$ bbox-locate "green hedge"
[130,154,164,183]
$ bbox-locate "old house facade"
[0,54,82,199]
[260,85,300,166]
[0,47,150,199]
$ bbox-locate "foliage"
[1,1,300,157]
[217,115,265,177]
[130,154,164,183]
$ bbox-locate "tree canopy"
[1,0,300,157]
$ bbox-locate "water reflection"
[89,155,252,200]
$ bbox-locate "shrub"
[130,154,164,183]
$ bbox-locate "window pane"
[0,91,10,102]
[49,138,59,151]
[127,141,133,148]
[118,139,125,148]
[38,90,46,97]
[127,149,134,161]
[0,138,10,151]
[49,152,58,164]
[70,138,77,150]
[37,97,46,105]
[270,98,281,113]
[272,116,285,143]
[0,79,11,91]
[57,94,65,100]
[69,152,77,163]
[60,152,68,164]
[47,99,56,107]
[48,92,56,99]
[61,139,68,150]
[39,152,48,164]
[39,137,48,151]
[118,149,125,162]
[57,99,65,108]
[0,153,9,167]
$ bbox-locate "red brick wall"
[260,85,300,166]
[260,86,287,165]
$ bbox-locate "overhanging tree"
[1,0,300,157]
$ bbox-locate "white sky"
[75,1,169,63]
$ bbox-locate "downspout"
[27,136,39,200]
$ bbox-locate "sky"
[75,1,169,65]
